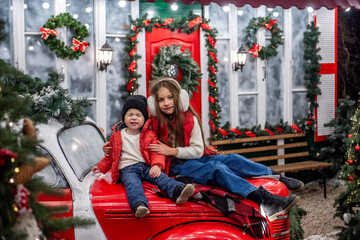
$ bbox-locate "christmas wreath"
[41,12,89,60]
[151,44,202,98]
[245,15,283,60]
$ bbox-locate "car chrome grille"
[270,214,290,240]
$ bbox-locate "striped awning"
[144,0,360,10]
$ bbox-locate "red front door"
[145,28,202,118]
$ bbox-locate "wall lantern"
[233,44,247,72]
[98,41,114,72]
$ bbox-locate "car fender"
[150,221,255,240]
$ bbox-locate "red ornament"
[348,176,354,181]
[355,145,360,151]
[306,120,313,125]
[347,159,354,165]
[348,134,353,138]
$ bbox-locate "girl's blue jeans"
[169,153,272,198]
[120,162,184,211]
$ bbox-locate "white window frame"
[207,5,310,129]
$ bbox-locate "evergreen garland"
[334,99,360,240]
[151,44,201,98]
[245,15,283,60]
[41,13,89,60]
[303,21,322,116]
[122,12,222,139]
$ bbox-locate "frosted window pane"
[209,4,229,38]
[105,37,127,136]
[237,5,256,92]
[216,40,230,125]
[67,0,95,98]
[265,7,283,37]
[292,7,307,89]
[238,95,257,128]
[0,0,13,63]
[106,0,131,34]
[58,124,105,181]
[24,0,54,32]
[266,43,283,125]
[25,35,56,81]
[293,92,307,122]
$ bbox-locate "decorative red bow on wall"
[71,38,89,52]
[40,27,58,40]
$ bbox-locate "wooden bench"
[210,133,333,198]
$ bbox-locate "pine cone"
[22,118,37,138]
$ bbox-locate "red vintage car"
[36,118,291,240]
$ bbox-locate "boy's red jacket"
[97,119,166,184]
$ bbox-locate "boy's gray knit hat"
[122,95,149,122]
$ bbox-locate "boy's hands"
[149,165,161,178]
[148,141,178,156]
[103,142,113,156]
[91,166,101,174]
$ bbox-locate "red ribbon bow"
[265,19,277,30]
[71,38,89,52]
[40,27,58,40]
[219,128,229,136]
[229,128,242,135]
[249,44,262,58]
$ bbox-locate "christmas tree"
[0,23,93,239]
[334,98,360,240]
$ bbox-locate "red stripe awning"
[144,0,360,10]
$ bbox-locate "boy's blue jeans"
[169,153,272,199]
[120,162,184,211]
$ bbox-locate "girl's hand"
[148,141,178,156]
[149,165,161,178]
[91,166,101,174]
[102,142,113,156]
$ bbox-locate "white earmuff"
[147,79,190,116]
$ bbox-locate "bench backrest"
[210,133,309,163]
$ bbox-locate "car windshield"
[58,124,105,181]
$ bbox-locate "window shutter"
[314,8,338,142]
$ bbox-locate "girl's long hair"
[150,77,210,154]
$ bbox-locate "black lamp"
[233,44,247,72]
[98,41,114,72]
